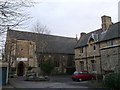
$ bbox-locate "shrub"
[27,66,33,71]
[104,73,120,90]
[41,59,55,75]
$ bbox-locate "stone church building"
[75,15,120,74]
[5,30,77,76]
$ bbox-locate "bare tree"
[32,21,50,34]
[0,0,35,60]
[31,21,50,51]
[0,0,35,32]
[31,21,51,73]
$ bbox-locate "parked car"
[71,71,96,82]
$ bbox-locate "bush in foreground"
[41,59,55,75]
[104,73,120,90]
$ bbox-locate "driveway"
[8,75,108,90]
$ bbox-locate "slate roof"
[75,22,120,49]
[7,30,77,54]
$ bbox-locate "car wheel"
[78,78,82,82]
[91,77,95,80]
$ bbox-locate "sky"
[0,0,120,58]
[21,0,119,38]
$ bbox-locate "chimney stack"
[80,32,86,38]
[76,34,78,41]
[101,15,112,31]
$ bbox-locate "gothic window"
[91,60,96,71]
[80,61,84,70]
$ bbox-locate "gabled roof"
[75,29,102,48]
[75,22,120,49]
[7,30,77,54]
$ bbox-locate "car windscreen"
[74,71,79,75]
[79,72,88,74]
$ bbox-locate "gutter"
[100,44,120,50]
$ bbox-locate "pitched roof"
[7,30,77,54]
[99,22,120,41]
[75,22,120,49]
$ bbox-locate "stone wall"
[101,46,120,73]
[75,38,120,74]
[5,39,38,76]
[13,40,37,68]
[75,43,101,74]
[37,53,75,74]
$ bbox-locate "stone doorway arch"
[17,61,25,76]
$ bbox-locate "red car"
[71,71,96,81]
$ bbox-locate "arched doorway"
[17,61,25,76]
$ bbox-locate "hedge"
[104,73,120,90]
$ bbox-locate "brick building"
[75,15,120,74]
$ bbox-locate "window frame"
[80,61,84,71]
[91,60,96,71]
[80,47,84,53]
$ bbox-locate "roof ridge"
[84,29,102,35]
[8,29,76,39]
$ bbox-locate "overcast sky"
[23,0,119,38]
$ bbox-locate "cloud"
[26,0,119,37]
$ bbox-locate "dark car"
[71,71,96,82]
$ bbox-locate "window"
[91,60,96,71]
[93,44,96,50]
[79,71,88,74]
[54,56,59,67]
[54,60,59,67]
[80,61,84,70]
[107,40,113,46]
[80,47,83,53]
[38,55,44,67]
[67,56,73,66]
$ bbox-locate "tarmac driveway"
[8,75,108,90]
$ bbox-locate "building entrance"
[17,61,25,76]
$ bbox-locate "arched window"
[88,36,96,51]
